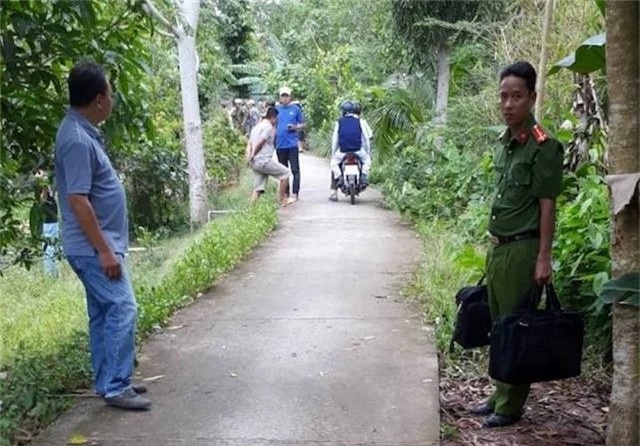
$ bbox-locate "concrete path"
[32,154,439,446]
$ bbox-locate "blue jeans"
[66,254,137,398]
[42,222,59,277]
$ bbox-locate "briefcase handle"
[522,283,561,311]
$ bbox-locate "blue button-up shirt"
[54,108,129,256]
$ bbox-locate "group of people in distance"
[245,86,373,206]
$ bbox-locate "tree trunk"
[605,1,640,445]
[434,39,450,126]
[176,0,208,228]
[534,0,554,122]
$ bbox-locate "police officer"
[470,61,564,428]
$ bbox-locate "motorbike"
[339,153,366,205]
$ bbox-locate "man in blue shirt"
[55,62,150,411]
[275,86,305,200]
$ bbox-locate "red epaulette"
[531,124,549,144]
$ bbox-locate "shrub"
[203,109,248,188]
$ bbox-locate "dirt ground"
[440,358,611,446]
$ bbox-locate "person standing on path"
[275,86,305,200]
[55,61,151,411]
[248,107,296,206]
[470,61,563,428]
[291,99,307,153]
[37,170,60,277]
[230,98,247,133]
[244,99,260,136]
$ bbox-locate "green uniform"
[486,114,564,417]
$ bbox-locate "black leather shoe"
[483,413,521,428]
[469,402,494,416]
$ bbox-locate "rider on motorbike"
[329,101,372,202]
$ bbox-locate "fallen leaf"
[67,434,88,445]
[141,375,165,382]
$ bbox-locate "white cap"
[279,86,292,96]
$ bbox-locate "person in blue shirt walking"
[275,86,305,201]
[329,101,372,202]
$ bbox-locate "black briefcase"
[450,275,491,352]
[489,283,584,385]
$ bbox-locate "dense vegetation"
[254,0,611,361]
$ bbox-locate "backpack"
[450,275,491,352]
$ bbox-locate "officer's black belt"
[490,230,540,245]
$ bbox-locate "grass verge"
[0,173,278,445]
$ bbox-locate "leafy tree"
[215,0,256,97]
[390,0,503,125]
[1,0,153,268]
[143,0,209,227]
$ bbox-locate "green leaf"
[29,203,45,239]
[549,33,606,75]
[599,272,640,307]
[594,0,605,17]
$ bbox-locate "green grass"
[0,170,279,445]
[0,264,85,366]
[403,220,486,362]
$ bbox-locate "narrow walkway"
[33,154,439,446]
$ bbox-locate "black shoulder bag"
[489,283,584,385]
[450,275,491,352]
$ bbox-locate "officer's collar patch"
[531,124,549,144]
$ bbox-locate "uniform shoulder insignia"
[531,124,549,144]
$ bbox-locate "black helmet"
[353,102,362,115]
[340,100,355,114]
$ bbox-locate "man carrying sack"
[469,61,564,428]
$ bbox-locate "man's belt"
[490,230,539,245]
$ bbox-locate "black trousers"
[276,147,300,195]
